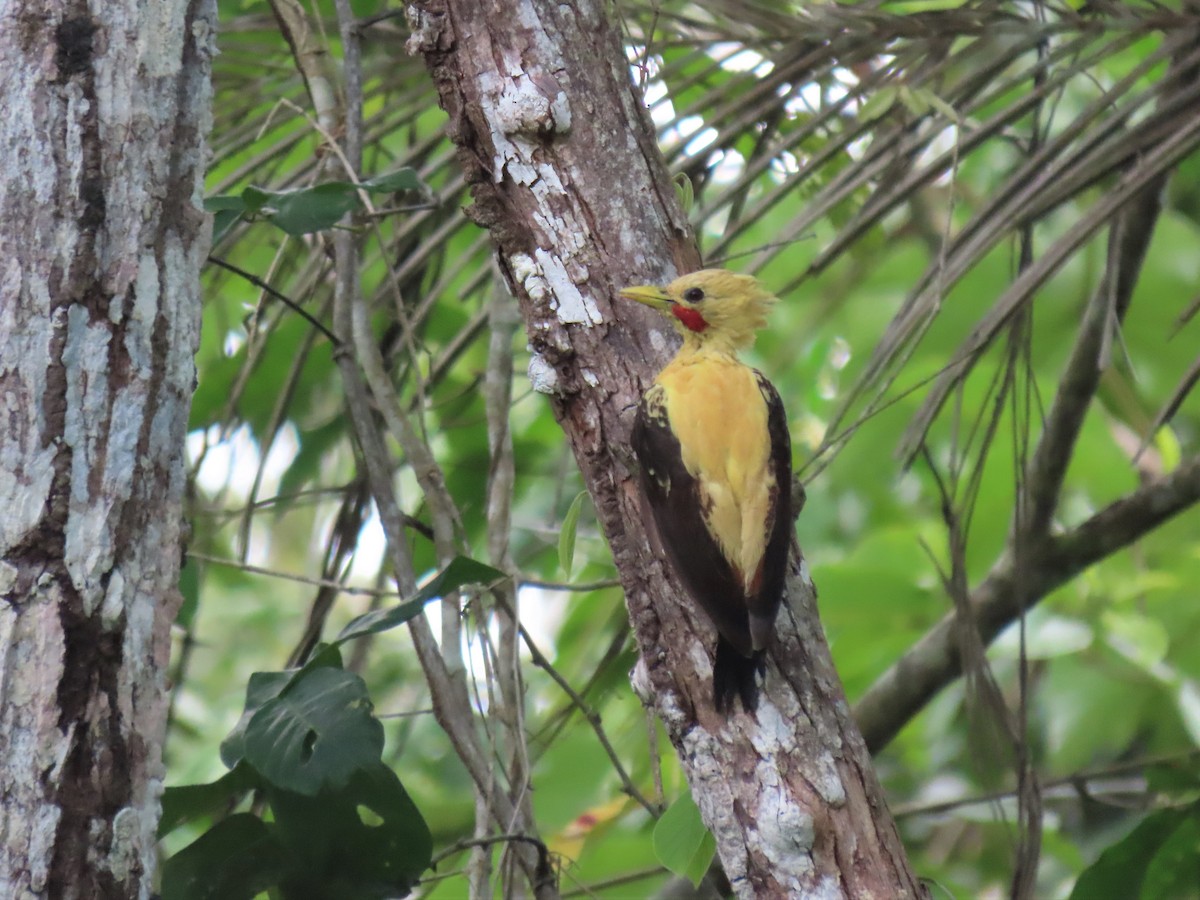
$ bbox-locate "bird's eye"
[683,287,705,303]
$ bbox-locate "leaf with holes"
[159,763,261,838]
[266,762,433,896]
[243,666,384,796]
[160,813,290,900]
[220,645,343,770]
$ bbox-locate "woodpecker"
[621,269,792,713]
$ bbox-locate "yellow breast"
[657,353,774,590]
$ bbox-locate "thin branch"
[186,550,400,596]
[516,620,658,817]
[428,833,553,870]
[855,453,1200,753]
[1022,43,1183,536]
[519,576,623,592]
[206,255,339,345]
[893,748,1200,819]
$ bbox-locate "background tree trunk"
[0,1,215,896]
[409,1,923,895]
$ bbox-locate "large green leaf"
[1068,805,1194,900]
[220,645,344,770]
[159,763,260,837]
[243,666,384,796]
[160,814,290,900]
[267,762,433,897]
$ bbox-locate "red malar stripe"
[671,304,709,332]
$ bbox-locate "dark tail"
[713,639,766,714]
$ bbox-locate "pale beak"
[618,284,674,312]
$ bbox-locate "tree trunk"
[408,2,924,896]
[0,1,215,896]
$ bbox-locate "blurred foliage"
[169,0,1200,897]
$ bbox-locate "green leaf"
[266,762,433,897]
[337,556,504,643]
[1068,806,1193,900]
[160,813,291,900]
[210,208,242,244]
[220,670,293,770]
[243,666,383,796]
[176,557,201,632]
[558,491,588,580]
[159,763,261,837]
[264,182,360,235]
[205,169,426,238]
[361,167,422,193]
[881,0,967,11]
[220,646,344,769]
[859,85,898,123]
[239,185,271,214]
[1141,806,1200,899]
[203,194,249,244]
[674,172,694,215]
[203,195,247,212]
[652,793,716,887]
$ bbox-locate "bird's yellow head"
[619,269,776,354]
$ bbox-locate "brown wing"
[631,385,755,658]
[746,371,792,652]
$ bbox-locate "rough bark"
[0,1,215,896]
[408,2,923,896]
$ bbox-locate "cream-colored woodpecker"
[621,269,791,712]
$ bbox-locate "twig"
[855,453,1200,752]
[429,833,553,870]
[893,748,1200,818]
[186,550,399,596]
[1022,170,1164,538]
[206,255,339,345]
[519,577,623,592]
[516,621,659,817]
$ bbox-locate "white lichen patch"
[752,699,847,808]
[754,771,815,884]
[510,252,538,290]
[472,25,616,334]
[581,368,599,388]
[681,728,749,883]
[630,659,652,704]
[798,556,815,589]
[648,329,668,353]
[536,249,601,325]
[811,751,847,807]
[688,640,713,679]
[136,0,188,77]
[107,806,141,881]
[61,306,117,614]
[27,803,61,892]
[0,561,16,595]
[511,250,602,327]
[492,74,569,136]
[403,4,443,53]
[808,874,848,900]
[750,697,794,755]
[527,353,558,395]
